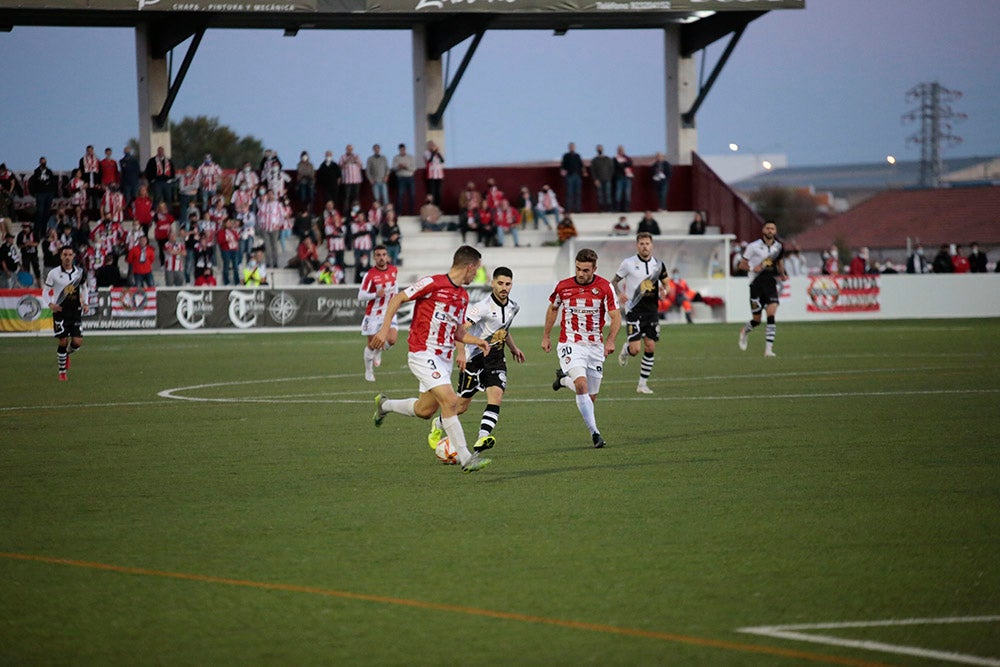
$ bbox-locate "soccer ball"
[435,438,459,465]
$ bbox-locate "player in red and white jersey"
[359,245,399,382]
[369,245,493,473]
[541,247,621,449]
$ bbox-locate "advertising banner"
[0,289,51,332]
[806,275,881,313]
[83,287,158,330]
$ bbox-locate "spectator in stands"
[99,147,120,191]
[515,186,535,229]
[127,234,155,287]
[968,242,988,273]
[688,211,706,235]
[612,215,631,236]
[236,208,256,264]
[458,200,478,244]
[42,228,60,270]
[321,200,346,267]
[195,266,217,287]
[458,181,481,212]
[350,211,375,271]
[731,241,748,277]
[218,218,241,286]
[484,178,505,210]
[152,201,175,266]
[380,206,402,265]
[784,243,807,276]
[234,161,260,195]
[144,146,175,205]
[119,146,141,206]
[317,257,344,285]
[16,222,40,286]
[67,169,86,225]
[163,229,186,287]
[613,145,634,212]
[906,244,929,274]
[292,207,316,244]
[637,211,661,236]
[353,249,371,284]
[339,145,363,213]
[0,232,21,288]
[494,198,521,247]
[419,194,445,232]
[95,253,125,288]
[294,235,320,284]
[100,183,126,225]
[178,165,200,225]
[242,246,268,286]
[392,143,416,215]
[0,163,22,223]
[560,142,585,214]
[365,144,390,206]
[316,151,341,211]
[651,152,671,211]
[476,199,495,247]
[259,148,282,176]
[534,184,560,230]
[79,145,102,211]
[951,245,970,273]
[931,244,953,273]
[590,145,614,212]
[29,156,57,240]
[424,140,445,206]
[266,165,292,200]
[296,151,316,210]
[257,190,283,269]
[821,245,840,275]
[848,247,872,275]
[197,154,223,212]
[557,213,578,245]
[183,213,200,283]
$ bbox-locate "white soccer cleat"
[636,384,654,395]
[364,370,376,382]
[764,350,777,357]
[738,330,748,351]
[618,343,630,367]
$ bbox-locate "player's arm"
[456,322,489,355]
[605,308,622,357]
[737,254,751,273]
[776,257,788,281]
[505,330,525,363]
[369,291,409,350]
[44,279,59,312]
[541,303,559,352]
[79,281,90,315]
[357,279,378,302]
[611,274,628,309]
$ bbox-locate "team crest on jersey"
[431,371,441,379]
[591,288,600,295]
[639,279,655,294]
[490,329,507,345]
[562,356,571,364]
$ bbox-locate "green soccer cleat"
[462,454,492,473]
[427,417,444,449]
[373,393,386,427]
[473,435,495,453]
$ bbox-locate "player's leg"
[637,337,656,394]
[363,334,377,382]
[472,384,504,453]
[763,302,779,357]
[582,353,606,448]
[56,334,69,380]
[562,343,603,446]
[739,292,763,351]
[427,382,488,470]
[433,361,480,447]
[67,334,82,369]
[377,325,398,368]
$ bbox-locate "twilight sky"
[1,0,998,171]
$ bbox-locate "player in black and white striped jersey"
[738,220,787,357]
[427,267,525,455]
[43,245,89,381]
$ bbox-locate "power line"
[902,82,965,188]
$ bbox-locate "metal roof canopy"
[0,1,804,163]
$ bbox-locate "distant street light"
[886,155,897,165]
[728,143,739,152]
[762,160,773,170]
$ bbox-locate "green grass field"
[2,319,998,666]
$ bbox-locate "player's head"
[491,267,513,302]
[372,245,389,269]
[636,232,654,259]
[452,245,482,285]
[762,220,778,241]
[574,248,598,285]
[59,245,75,268]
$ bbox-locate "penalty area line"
[0,551,894,667]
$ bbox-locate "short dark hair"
[636,232,653,242]
[576,248,598,265]
[373,244,387,252]
[493,266,513,280]
[452,245,482,267]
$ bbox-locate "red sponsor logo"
[807,275,880,313]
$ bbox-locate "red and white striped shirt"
[164,240,185,271]
[197,162,223,191]
[100,190,126,223]
[198,219,219,246]
[231,188,254,213]
[359,265,398,318]
[351,221,373,251]
[405,274,469,356]
[549,275,618,344]
[257,200,285,233]
[424,149,445,179]
[340,153,363,184]
[324,213,346,253]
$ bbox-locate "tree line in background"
[129,116,265,169]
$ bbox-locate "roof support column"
[664,24,697,166]
[135,22,172,162]
[412,24,445,158]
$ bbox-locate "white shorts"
[556,341,605,394]
[408,350,454,393]
[362,314,398,337]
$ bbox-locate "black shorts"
[749,276,780,313]
[53,315,83,339]
[457,354,507,398]
[625,310,660,343]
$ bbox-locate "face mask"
[258,189,266,196]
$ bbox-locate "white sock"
[575,393,598,435]
[433,415,443,431]
[373,349,382,367]
[441,415,472,464]
[382,397,417,417]
[363,347,375,373]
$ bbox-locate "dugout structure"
[0,0,803,168]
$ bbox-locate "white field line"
[739,616,1000,667]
